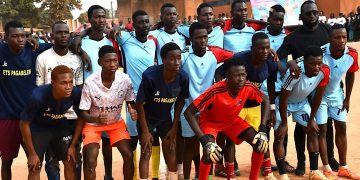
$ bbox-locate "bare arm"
[343,72,355,112]
[184,103,204,139]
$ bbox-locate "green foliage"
[77,12,88,24]
[35,0,82,22]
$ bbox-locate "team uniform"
[149,28,187,64]
[223,24,255,52]
[117,31,157,137]
[20,85,81,163]
[274,62,330,129]
[180,46,234,137]
[79,71,135,146]
[315,43,359,123]
[136,65,189,138]
[178,26,224,47]
[0,43,51,160]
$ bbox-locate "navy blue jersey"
[137,65,189,128]
[20,84,81,131]
[0,43,52,120]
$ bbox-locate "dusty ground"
[10,42,360,179]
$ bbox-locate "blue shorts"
[180,102,195,137]
[315,97,347,123]
[126,105,138,136]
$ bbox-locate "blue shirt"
[177,26,224,47]
[0,43,52,120]
[20,84,81,131]
[137,65,189,128]
[223,25,255,52]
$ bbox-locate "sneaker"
[265,172,278,180]
[284,161,295,173]
[272,164,279,171]
[214,165,227,177]
[338,167,360,179]
[279,174,290,180]
[309,170,330,180]
[295,162,306,176]
[234,166,240,176]
[323,170,337,180]
[329,158,339,172]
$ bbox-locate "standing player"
[137,43,189,180]
[180,22,234,180]
[277,1,334,175]
[79,45,137,180]
[35,21,84,180]
[315,24,359,179]
[274,46,331,180]
[184,59,270,180]
[0,20,51,180]
[19,65,82,180]
[116,10,157,179]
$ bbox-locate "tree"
[0,0,41,27]
[35,0,82,22]
[77,12,87,24]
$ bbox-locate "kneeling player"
[184,60,269,180]
[137,42,189,180]
[79,46,137,180]
[274,46,332,180]
[20,65,83,180]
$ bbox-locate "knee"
[85,156,98,170]
[335,122,347,135]
[122,150,134,162]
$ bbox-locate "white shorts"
[315,96,347,123]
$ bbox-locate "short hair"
[252,32,269,44]
[300,0,316,14]
[52,21,67,32]
[304,45,323,60]
[231,0,246,11]
[132,10,148,22]
[98,45,117,59]
[223,58,245,74]
[269,4,285,16]
[161,3,176,14]
[330,24,346,35]
[197,3,213,15]
[51,65,73,81]
[87,5,106,19]
[189,22,207,37]
[160,42,181,59]
[5,21,23,34]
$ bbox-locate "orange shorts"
[82,120,130,146]
[200,117,251,144]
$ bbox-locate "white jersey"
[281,62,330,104]
[177,25,224,47]
[79,71,135,125]
[36,47,83,86]
[223,24,255,52]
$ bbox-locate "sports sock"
[225,162,235,179]
[262,157,272,176]
[168,171,178,180]
[323,164,332,171]
[276,158,287,175]
[309,152,319,171]
[341,165,348,169]
[177,163,183,175]
[133,150,138,180]
[151,145,160,179]
[199,160,212,180]
[250,151,264,180]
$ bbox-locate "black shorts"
[137,120,173,140]
[31,130,73,163]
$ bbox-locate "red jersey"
[193,80,263,129]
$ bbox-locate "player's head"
[197,3,214,29]
[300,1,319,27]
[329,24,347,51]
[98,45,118,73]
[87,5,106,32]
[224,58,247,91]
[132,10,150,37]
[4,20,26,53]
[161,42,182,74]
[268,5,285,32]
[51,65,74,99]
[303,45,323,77]
[52,21,70,48]
[189,22,208,56]
[160,3,178,28]
[231,0,247,23]
[251,32,270,63]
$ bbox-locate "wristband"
[199,134,215,147]
[270,104,276,110]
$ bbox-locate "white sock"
[169,171,178,180]
[177,164,183,175]
[323,164,332,171]
[139,178,148,180]
[341,165,349,169]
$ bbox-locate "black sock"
[309,152,319,171]
[276,158,287,175]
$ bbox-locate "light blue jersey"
[223,25,255,52]
[149,28,187,64]
[117,31,157,136]
[82,36,113,79]
[177,26,224,47]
